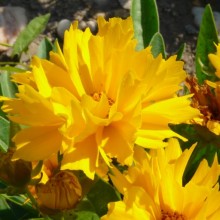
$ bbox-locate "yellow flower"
[102,139,220,219]
[186,44,220,135]
[1,17,198,179]
[208,43,220,78]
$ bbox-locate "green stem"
[25,187,38,210]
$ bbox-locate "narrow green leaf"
[0,195,16,219]
[2,194,38,214]
[37,37,53,59]
[87,178,120,216]
[0,71,18,98]
[1,194,39,219]
[176,43,185,60]
[131,0,159,50]
[169,123,220,185]
[52,39,59,53]
[149,32,166,58]
[0,116,10,152]
[0,102,6,120]
[195,4,219,84]
[11,13,50,57]
[0,66,27,73]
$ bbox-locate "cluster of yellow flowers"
[1,17,220,218]
[102,139,220,219]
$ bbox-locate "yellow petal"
[12,126,62,161]
[61,135,99,179]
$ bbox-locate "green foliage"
[149,32,166,58]
[176,43,185,60]
[0,194,39,220]
[131,0,159,50]
[37,38,54,59]
[72,211,99,220]
[0,66,27,73]
[169,124,220,185]
[86,178,120,217]
[11,13,50,57]
[0,195,14,220]
[0,117,10,153]
[195,4,219,84]
[0,71,17,98]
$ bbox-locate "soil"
[1,0,219,74]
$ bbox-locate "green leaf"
[149,32,166,58]
[0,71,18,98]
[0,101,7,122]
[37,37,54,59]
[169,123,220,185]
[72,211,99,220]
[0,116,10,153]
[50,201,98,220]
[1,194,39,219]
[0,195,16,219]
[195,4,219,84]
[176,43,185,60]
[52,39,59,53]
[0,66,27,73]
[75,198,96,212]
[131,0,159,50]
[87,178,120,217]
[11,13,50,57]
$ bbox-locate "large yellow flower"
[102,139,220,219]
[1,17,198,179]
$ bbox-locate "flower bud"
[36,170,82,211]
[0,149,32,188]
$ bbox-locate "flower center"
[92,92,101,102]
[161,209,186,220]
[92,92,114,106]
[185,76,220,122]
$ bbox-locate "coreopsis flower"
[186,43,220,135]
[0,17,198,179]
[102,139,220,219]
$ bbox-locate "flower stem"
[25,187,38,209]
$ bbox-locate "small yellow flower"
[102,139,220,219]
[1,17,199,179]
[36,170,82,211]
[186,44,220,135]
